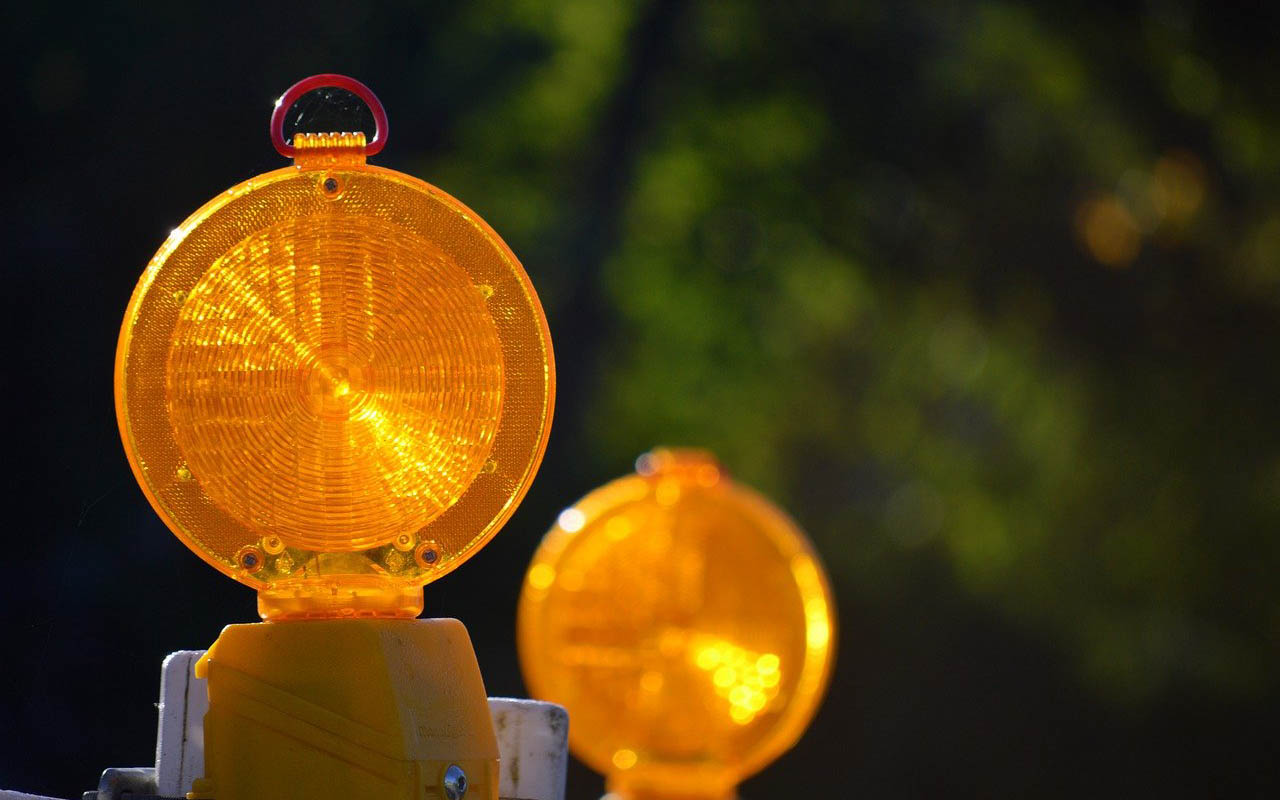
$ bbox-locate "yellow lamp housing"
[115,75,555,800]
[518,449,836,800]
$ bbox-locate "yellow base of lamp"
[187,618,499,800]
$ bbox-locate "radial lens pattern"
[116,165,554,593]
[167,216,503,551]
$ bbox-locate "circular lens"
[117,164,554,593]
[517,450,835,797]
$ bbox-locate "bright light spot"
[807,614,831,650]
[693,635,784,724]
[612,749,638,770]
[558,508,585,532]
[528,563,556,590]
[695,647,720,670]
[790,556,833,652]
[714,666,737,688]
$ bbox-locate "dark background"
[3,1,1280,797]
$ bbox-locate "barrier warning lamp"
[517,449,836,800]
[116,75,554,800]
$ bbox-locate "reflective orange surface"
[518,450,835,800]
[117,135,554,618]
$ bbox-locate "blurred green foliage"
[6,0,1280,795]
[430,0,1280,701]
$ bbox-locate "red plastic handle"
[270,74,389,158]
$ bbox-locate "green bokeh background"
[2,1,1277,797]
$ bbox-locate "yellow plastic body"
[115,132,555,619]
[518,450,836,800]
[190,618,498,800]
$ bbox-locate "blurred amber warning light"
[518,448,836,800]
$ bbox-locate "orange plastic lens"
[117,141,554,618]
[166,214,504,553]
[517,450,836,800]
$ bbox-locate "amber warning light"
[115,74,555,621]
[518,449,836,800]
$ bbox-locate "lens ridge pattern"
[167,215,503,552]
[117,164,554,591]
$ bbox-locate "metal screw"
[323,177,339,193]
[443,764,467,800]
[415,539,442,568]
[236,545,265,573]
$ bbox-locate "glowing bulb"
[558,508,586,533]
[612,749,638,771]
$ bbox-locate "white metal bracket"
[153,650,568,800]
